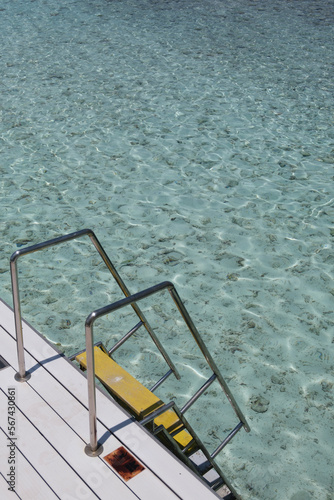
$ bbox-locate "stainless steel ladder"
[73,280,250,497]
[10,229,250,498]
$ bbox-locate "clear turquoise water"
[1,0,333,498]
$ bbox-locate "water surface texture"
[1,0,333,498]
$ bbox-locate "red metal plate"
[103,446,145,481]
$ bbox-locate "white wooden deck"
[0,298,220,500]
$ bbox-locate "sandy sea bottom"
[0,0,333,498]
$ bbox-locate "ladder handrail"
[84,280,250,455]
[10,229,178,383]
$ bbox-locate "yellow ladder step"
[156,410,194,449]
[76,347,194,450]
[76,347,163,419]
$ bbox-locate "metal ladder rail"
[178,375,245,456]
[84,280,250,456]
[168,285,250,432]
[10,228,179,383]
[108,320,144,355]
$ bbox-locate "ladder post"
[84,316,104,457]
[10,257,31,382]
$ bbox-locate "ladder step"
[189,450,212,474]
[76,347,163,419]
[210,476,225,490]
[154,409,195,450]
[181,438,196,454]
[196,459,212,476]
[189,449,225,490]
[76,347,196,451]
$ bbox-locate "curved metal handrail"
[10,229,93,382]
[84,281,250,455]
[10,229,178,384]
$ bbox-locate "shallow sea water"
[1,0,334,498]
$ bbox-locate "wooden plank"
[0,328,181,499]
[0,299,17,340]
[0,391,96,500]
[0,427,59,499]
[0,472,20,498]
[0,365,138,500]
